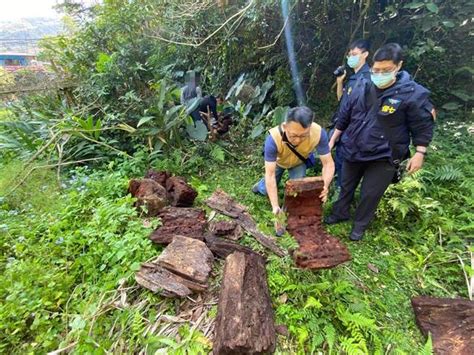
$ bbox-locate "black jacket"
[336,71,435,163]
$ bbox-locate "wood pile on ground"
[285,177,351,269]
[128,170,197,216]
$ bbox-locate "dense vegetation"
[1,0,472,353]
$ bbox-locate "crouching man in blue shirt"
[252,106,335,235]
[326,43,435,241]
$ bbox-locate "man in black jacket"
[331,39,371,188]
[326,43,435,241]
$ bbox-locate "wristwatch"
[415,150,427,156]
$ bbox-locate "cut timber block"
[135,263,202,298]
[285,177,351,269]
[128,178,168,216]
[412,296,474,354]
[214,252,276,354]
[149,207,207,245]
[166,176,198,207]
[204,234,257,259]
[157,236,214,286]
[209,220,243,241]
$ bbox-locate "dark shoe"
[252,183,260,194]
[324,215,349,225]
[349,229,364,241]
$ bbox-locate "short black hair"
[349,39,371,52]
[373,43,403,64]
[286,106,314,128]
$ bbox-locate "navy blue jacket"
[330,64,371,127]
[336,71,435,163]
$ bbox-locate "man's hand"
[272,206,281,215]
[319,185,329,203]
[336,71,346,83]
[406,152,424,174]
[272,206,286,237]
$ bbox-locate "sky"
[0,0,98,21]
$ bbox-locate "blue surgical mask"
[371,71,396,88]
[347,55,360,68]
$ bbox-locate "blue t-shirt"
[264,129,330,162]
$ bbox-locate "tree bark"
[412,296,474,355]
[214,252,276,354]
[149,207,207,244]
[285,177,351,269]
[204,234,257,259]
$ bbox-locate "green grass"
[0,116,472,354]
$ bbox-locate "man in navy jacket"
[326,43,435,241]
[330,39,371,188]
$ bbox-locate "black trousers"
[331,160,396,232]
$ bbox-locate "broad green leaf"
[273,106,289,125]
[441,102,462,110]
[137,116,154,127]
[404,1,424,9]
[426,2,439,13]
[250,123,265,139]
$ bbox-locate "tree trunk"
[214,252,276,354]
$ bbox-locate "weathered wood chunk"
[209,220,243,240]
[135,263,192,297]
[411,296,474,355]
[206,189,285,256]
[166,176,198,207]
[149,207,207,244]
[145,169,171,186]
[157,236,214,285]
[128,178,168,216]
[285,177,351,269]
[204,234,257,259]
[214,252,276,354]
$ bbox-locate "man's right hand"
[336,71,347,83]
[272,206,286,237]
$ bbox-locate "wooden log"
[149,207,207,245]
[285,178,351,269]
[166,176,198,207]
[157,236,214,286]
[209,220,243,240]
[214,252,276,354]
[205,189,286,257]
[411,296,474,354]
[204,234,257,259]
[128,178,168,216]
